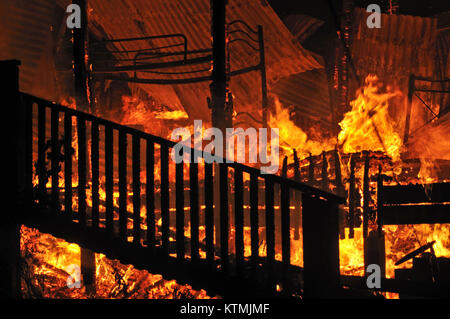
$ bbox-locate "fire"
[268,98,336,160]
[20,226,216,299]
[26,73,448,299]
[338,75,403,162]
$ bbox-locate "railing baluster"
[250,172,259,269]
[91,121,99,228]
[308,154,314,186]
[189,149,199,264]
[281,183,290,269]
[105,126,114,235]
[77,117,86,227]
[363,152,370,239]
[204,162,214,269]
[234,167,244,276]
[25,98,33,202]
[348,156,356,238]
[119,131,127,242]
[160,144,170,257]
[176,149,185,261]
[37,104,46,203]
[219,163,229,275]
[50,108,60,214]
[132,135,141,245]
[64,114,72,218]
[265,178,275,291]
[146,140,155,250]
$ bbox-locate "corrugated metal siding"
[271,68,332,130]
[0,0,58,100]
[283,14,325,44]
[351,8,438,86]
[82,0,323,122]
[349,8,444,134]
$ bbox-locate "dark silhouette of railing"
[10,61,344,298]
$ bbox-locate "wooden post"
[1,60,21,298]
[72,0,89,111]
[210,0,231,133]
[81,248,96,294]
[302,195,340,298]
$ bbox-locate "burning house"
[3,0,450,300]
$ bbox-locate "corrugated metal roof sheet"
[0,0,58,100]
[351,8,438,85]
[283,14,325,44]
[75,0,324,122]
[271,68,332,131]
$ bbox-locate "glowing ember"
[20,226,217,299]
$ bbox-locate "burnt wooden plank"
[64,114,72,218]
[91,121,99,228]
[160,144,170,257]
[381,183,450,205]
[50,108,60,214]
[265,177,275,291]
[77,117,86,227]
[132,135,141,245]
[234,167,244,276]
[176,149,185,261]
[380,204,450,225]
[118,131,127,242]
[146,140,155,249]
[219,163,229,275]
[189,149,199,264]
[105,126,114,235]
[250,172,259,269]
[302,194,340,298]
[204,162,214,269]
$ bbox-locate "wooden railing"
[14,74,344,297]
